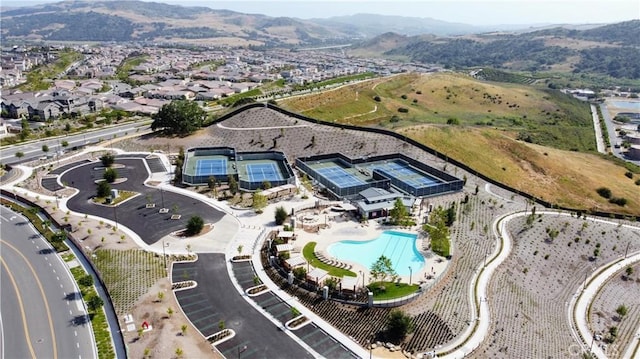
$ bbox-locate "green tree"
[103,168,118,183]
[389,198,408,225]
[424,206,451,257]
[100,153,115,167]
[51,231,67,244]
[252,190,267,213]
[384,309,414,343]
[228,175,238,195]
[151,100,206,136]
[87,295,104,311]
[370,255,397,283]
[15,151,24,159]
[185,215,204,236]
[207,176,216,190]
[275,206,288,225]
[60,140,69,147]
[596,187,612,199]
[626,266,634,279]
[42,144,49,153]
[616,304,628,319]
[97,181,111,198]
[180,324,187,336]
[293,266,307,280]
[19,119,31,140]
[325,277,339,291]
[445,202,456,226]
[78,274,93,287]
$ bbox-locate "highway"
[0,121,150,165]
[0,206,96,359]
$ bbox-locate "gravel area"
[589,262,640,358]
[470,214,640,358]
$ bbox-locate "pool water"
[327,231,424,276]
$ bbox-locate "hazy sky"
[6,0,640,25]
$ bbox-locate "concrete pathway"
[573,253,640,358]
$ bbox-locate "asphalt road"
[61,158,226,244]
[0,121,150,165]
[0,206,95,359]
[599,103,640,165]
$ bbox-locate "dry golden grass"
[399,125,640,215]
[281,72,637,215]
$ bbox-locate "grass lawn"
[18,50,83,91]
[370,281,419,300]
[302,242,357,278]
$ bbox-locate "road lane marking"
[74,331,77,337]
[1,240,58,359]
[0,258,37,359]
[0,215,9,222]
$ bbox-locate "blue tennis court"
[373,161,441,188]
[246,163,284,182]
[195,159,228,176]
[316,166,366,187]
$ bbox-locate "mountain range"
[0,0,615,44]
[2,0,638,80]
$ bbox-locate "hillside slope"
[279,73,640,215]
[0,0,349,45]
[355,20,640,79]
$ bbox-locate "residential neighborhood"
[1,43,436,136]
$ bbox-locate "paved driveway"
[60,158,225,244]
[173,254,315,359]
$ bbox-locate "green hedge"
[1,199,68,252]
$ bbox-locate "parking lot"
[173,254,315,359]
[60,158,225,244]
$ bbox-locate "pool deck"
[290,210,449,286]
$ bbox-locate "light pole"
[359,270,365,290]
[237,345,247,359]
[160,187,165,210]
[408,266,412,285]
[113,205,118,229]
[162,239,168,272]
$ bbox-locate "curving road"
[0,121,150,165]
[0,206,95,359]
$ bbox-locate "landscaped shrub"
[596,187,612,199]
[186,215,204,236]
[609,197,628,206]
[274,206,287,225]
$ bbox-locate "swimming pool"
[327,231,424,276]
